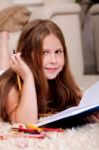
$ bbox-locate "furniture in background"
[0,1,99,89]
[30,2,99,89]
[89,4,99,73]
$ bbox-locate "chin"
[46,75,58,80]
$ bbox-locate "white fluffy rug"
[0,122,99,150]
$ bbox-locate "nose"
[49,53,57,63]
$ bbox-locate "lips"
[45,68,58,73]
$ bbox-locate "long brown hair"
[0,19,81,121]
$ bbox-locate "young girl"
[0,19,98,124]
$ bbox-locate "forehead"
[43,34,63,50]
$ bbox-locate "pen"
[13,50,22,92]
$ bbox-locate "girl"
[0,19,98,124]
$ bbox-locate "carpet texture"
[0,122,99,150]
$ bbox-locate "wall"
[0,0,99,89]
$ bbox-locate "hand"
[86,111,99,123]
[10,52,33,81]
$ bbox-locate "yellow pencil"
[13,50,22,92]
[17,75,22,91]
[26,123,43,132]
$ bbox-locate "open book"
[36,81,99,128]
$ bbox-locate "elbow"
[10,112,38,124]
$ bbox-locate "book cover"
[36,81,99,128]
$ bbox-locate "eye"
[55,49,63,54]
[43,50,49,55]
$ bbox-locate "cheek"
[60,56,64,66]
[42,56,47,67]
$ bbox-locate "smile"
[45,68,58,73]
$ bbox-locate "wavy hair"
[0,19,81,121]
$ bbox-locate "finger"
[87,116,94,123]
[10,54,18,65]
[87,114,99,123]
[10,60,16,73]
[13,53,23,65]
[94,111,99,119]
[10,54,21,72]
[10,53,23,68]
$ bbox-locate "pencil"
[13,50,22,91]
[26,123,43,132]
[17,75,22,91]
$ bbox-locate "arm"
[0,31,10,70]
[7,53,38,124]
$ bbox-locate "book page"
[36,81,99,126]
[79,81,99,106]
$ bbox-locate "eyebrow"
[43,48,63,51]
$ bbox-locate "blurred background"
[0,0,99,90]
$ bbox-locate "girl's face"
[43,34,64,80]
